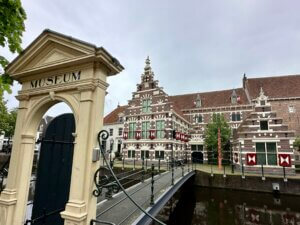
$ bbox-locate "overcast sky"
[3,0,300,116]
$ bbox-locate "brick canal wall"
[194,170,300,196]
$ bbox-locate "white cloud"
[3,0,300,116]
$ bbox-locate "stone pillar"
[61,82,108,225]
[0,97,36,225]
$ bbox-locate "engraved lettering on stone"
[30,71,81,88]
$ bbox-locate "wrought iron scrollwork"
[93,130,120,198]
[92,130,166,225]
[93,168,119,198]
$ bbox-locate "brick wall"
[271,99,300,136]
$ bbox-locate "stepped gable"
[246,74,300,99]
[237,88,295,140]
[169,88,249,110]
[104,105,127,124]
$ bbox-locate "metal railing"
[192,153,294,182]
[24,207,64,225]
[92,130,167,225]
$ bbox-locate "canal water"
[155,183,300,225]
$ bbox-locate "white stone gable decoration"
[141,94,152,99]
[157,99,164,105]
[256,87,269,106]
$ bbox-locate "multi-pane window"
[156,120,165,139]
[195,115,203,123]
[128,150,136,158]
[256,142,277,165]
[142,99,151,113]
[155,151,165,159]
[141,150,150,159]
[191,145,203,151]
[129,122,136,139]
[142,121,150,139]
[260,121,268,130]
[231,112,241,121]
[289,105,295,113]
[118,128,123,136]
[109,128,113,136]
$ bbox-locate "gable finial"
[144,56,151,70]
[259,86,264,96]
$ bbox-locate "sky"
[3,0,300,116]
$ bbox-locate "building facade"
[104,58,299,173]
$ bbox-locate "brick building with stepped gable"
[104,57,299,174]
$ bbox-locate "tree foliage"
[204,113,231,152]
[294,136,300,151]
[0,95,17,138]
[0,0,27,95]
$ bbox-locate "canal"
[154,182,300,225]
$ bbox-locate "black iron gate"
[28,113,75,225]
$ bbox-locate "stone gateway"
[0,29,123,225]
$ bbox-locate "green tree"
[5,108,17,138]
[204,114,231,163]
[0,0,27,95]
[294,136,300,151]
[0,95,17,138]
[0,95,9,135]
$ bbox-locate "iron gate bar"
[24,207,64,225]
[93,130,166,225]
[135,170,195,225]
[37,139,74,144]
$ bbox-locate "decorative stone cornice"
[15,94,30,101]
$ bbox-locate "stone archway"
[0,29,123,225]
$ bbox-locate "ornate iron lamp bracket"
[93,130,120,197]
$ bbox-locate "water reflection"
[155,186,300,225]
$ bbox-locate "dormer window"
[260,100,265,106]
[231,96,237,104]
[119,116,123,122]
[195,94,201,107]
[231,89,239,104]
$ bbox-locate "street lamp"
[171,130,176,185]
[109,139,114,167]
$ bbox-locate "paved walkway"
[96,167,191,225]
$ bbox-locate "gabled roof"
[246,74,300,99]
[6,29,124,79]
[104,105,127,124]
[169,88,249,110]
